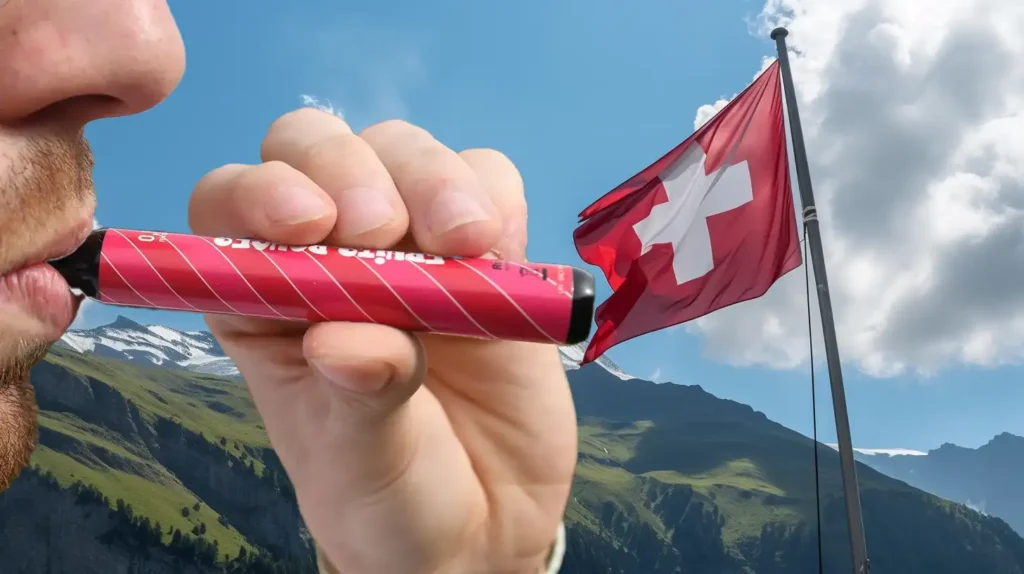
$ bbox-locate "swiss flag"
[574,60,801,364]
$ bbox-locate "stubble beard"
[0,340,45,492]
[0,132,95,491]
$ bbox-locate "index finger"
[188,160,338,244]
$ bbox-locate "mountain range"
[0,317,1019,573]
[854,433,1024,537]
[56,315,635,381]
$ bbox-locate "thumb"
[294,323,476,571]
[303,321,425,417]
[220,320,477,572]
[298,322,428,500]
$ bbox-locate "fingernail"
[429,191,490,235]
[338,187,396,236]
[267,186,332,225]
[309,357,394,394]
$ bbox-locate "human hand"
[187,109,578,573]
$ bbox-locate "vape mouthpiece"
[50,228,595,346]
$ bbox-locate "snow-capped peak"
[558,342,634,380]
[824,443,928,457]
[58,316,239,377]
[60,317,634,381]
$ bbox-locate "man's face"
[0,0,185,490]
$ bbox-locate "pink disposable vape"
[50,228,595,345]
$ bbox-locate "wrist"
[314,543,339,574]
[314,520,567,574]
[539,520,566,574]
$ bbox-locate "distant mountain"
[855,433,1024,535]
[60,316,634,382]
[2,321,1022,573]
[826,445,927,458]
[58,316,239,377]
[559,341,633,380]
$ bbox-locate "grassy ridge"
[31,347,277,559]
[574,417,807,552]
[30,446,250,557]
[46,347,270,449]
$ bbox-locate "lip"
[3,217,95,276]
[42,219,97,266]
[0,263,81,340]
[0,215,93,340]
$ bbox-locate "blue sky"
[75,0,1024,453]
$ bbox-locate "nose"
[0,0,186,125]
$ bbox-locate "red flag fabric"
[573,60,801,364]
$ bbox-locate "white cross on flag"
[573,60,801,364]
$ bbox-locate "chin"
[0,336,47,493]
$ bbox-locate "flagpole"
[770,27,870,574]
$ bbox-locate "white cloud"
[694,99,730,130]
[694,58,777,130]
[299,95,345,118]
[689,0,1024,377]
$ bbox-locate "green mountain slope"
[561,364,1024,574]
[2,346,312,573]
[0,344,1022,573]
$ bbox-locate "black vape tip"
[566,267,595,345]
[48,228,106,298]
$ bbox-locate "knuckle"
[361,118,431,145]
[253,159,291,176]
[366,118,413,133]
[227,162,294,208]
[300,132,359,173]
[463,146,512,165]
[192,165,249,210]
[462,148,525,191]
[408,169,466,199]
[262,109,310,145]
[275,106,328,128]
[198,163,247,186]
[262,108,353,159]
[510,196,528,220]
[233,161,278,188]
[506,235,529,261]
[381,142,456,186]
[255,159,300,181]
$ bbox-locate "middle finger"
[360,119,503,257]
[260,108,410,248]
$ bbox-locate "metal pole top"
[770,27,789,40]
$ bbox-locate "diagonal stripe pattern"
[96,230,578,343]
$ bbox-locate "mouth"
[0,217,94,340]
